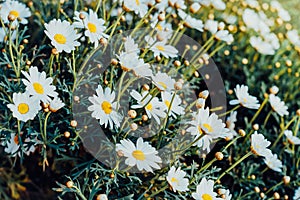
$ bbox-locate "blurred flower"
[264,153,283,172]
[0,0,31,25]
[88,85,122,128]
[286,30,300,47]
[226,111,238,139]
[251,132,272,157]
[116,137,162,172]
[204,19,218,34]
[198,0,226,10]
[73,9,108,48]
[187,108,228,151]
[192,177,222,200]
[215,30,234,44]
[271,1,291,21]
[49,97,65,112]
[123,0,148,18]
[294,187,300,200]
[229,84,260,109]
[123,36,139,54]
[243,9,270,34]
[7,93,40,122]
[131,90,166,124]
[269,94,289,117]
[218,188,232,200]
[246,0,259,8]
[250,36,276,55]
[284,130,300,145]
[22,66,58,103]
[162,91,185,117]
[4,133,36,157]
[44,19,81,53]
[178,10,204,32]
[166,166,189,192]
[152,72,176,91]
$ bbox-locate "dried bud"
[283,176,290,185]
[215,152,224,160]
[174,82,182,90]
[64,131,71,138]
[238,129,246,137]
[128,110,137,119]
[70,120,78,128]
[66,181,74,188]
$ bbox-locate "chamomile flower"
[218,189,232,200]
[130,90,166,124]
[152,72,176,91]
[4,133,36,157]
[49,97,65,112]
[250,36,276,55]
[294,187,300,200]
[286,30,300,47]
[269,94,289,117]
[264,153,283,172]
[192,177,222,200]
[215,30,234,44]
[284,130,300,145]
[0,0,31,25]
[116,137,162,172]
[118,52,152,77]
[166,166,189,192]
[7,93,40,122]
[226,111,238,139]
[251,132,272,157]
[73,9,108,48]
[149,40,178,58]
[88,85,122,128]
[44,19,81,53]
[123,0,148,18]
[242,9,270,34]
[229,84,260,109]
[187,108,228,152]
[22,66,58,103]
[123,36,139,54]
[162,91,185,118]
[178,10,204,32]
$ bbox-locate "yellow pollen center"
[18,103,29,114]
[202,194,213,200]
[14,135,19,145]
[87,23,97,33]
[203,123,213,133]
[101,101,112,114]
[132,150,145,160]
[33,82,44,94]
[146,103,153,111]
[243,98,247,103]
[157,24,163,31]
[135,0,140,6]
[156,45,165,51]
[54,34,67,44]
[158,82,167,90]
[9,10,19,18]
[171,177,179,183]
[164,100,171,109]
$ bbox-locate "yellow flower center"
[158,82,167,90]
[135,0,140,6]
[14,135,19,145]
[156,24,163,31]
[171,177,179,183]
[87,22,97,33]
[203,123,213,133]
[33,82,44,94]
[202,194,213,200]
[18,103,29,114]
[156,45,165,51]
[198,125,203,135]
[132,150,145,160]
[145,103,153,111]
[243,98,247,103]
[9,10,19,18]
[54,34,67,44]
[101,101,112,114]
[164,100,171,109]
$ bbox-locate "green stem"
[148,184,168,198]
[216,151,252,182]
[250,97,268,124]
[218,105,240,117]
[116,71,126,106]
[272,116,297,148]
[263,110,272,127]
[265,181,283,194]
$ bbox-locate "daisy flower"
[264,153,283,172]
[49,97,65,112]
[251,132,272,157]
[284,130,300,145]
[250,36,276,55]
[229,84,260,109]
[118,52,152,77]
[116,137,162,172]
[192,177,222,200]
[0,0,31,25]
[269,94,289,117]
[123,0,148,18]
[162,91,185,118]
[4,133,36,157]
[218,188,232,200]
[7,93,40,122]
[187,108,228,152]
[22,66,58,104]
[294,187,300,200]
[73,9,108,48]
[226,111,238,139]
[130,90,166,124]
[149,40,178,58]
[166,166,189,192]
[215,30,234,44]
[177,10,204,32]
[286,30,300,47]
[44,19,81,53]
[199,0,226,10]
[88,85,122,128]
[152,72,176,91]
[123,36,139,54]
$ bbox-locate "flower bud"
[128,110,137,119]
[283,176,290,185]
[97,194,108,200]
[70,120,78,128]
[269,85,279,95]
[64,131,71,138]
[199,90,209,99]
[130,123,138,131]
[66,181,74,188]
[174,82,182,90]
[215,152,224,160]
